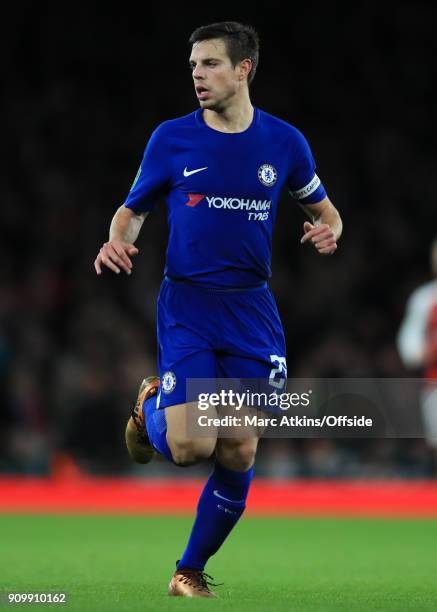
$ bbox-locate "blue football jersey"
[124,107,327,288]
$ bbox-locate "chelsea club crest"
[258,164,278,187]
[162,371,177,394]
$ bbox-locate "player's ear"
[238,58,252,81]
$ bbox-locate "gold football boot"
[168,565,220,598]
[125,376,159,464]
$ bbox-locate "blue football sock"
[142,395,174,463]
[177,461,254,570]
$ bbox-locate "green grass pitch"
[1,515,437,611]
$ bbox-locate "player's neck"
[203,95,254,134]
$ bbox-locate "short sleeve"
[124,124,171,213]
[287,128,327,204]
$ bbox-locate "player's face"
[189,39,244,111]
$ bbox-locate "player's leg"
[173,430,259,571]
[168,450,255,597]
[165,401,217,466]
[144,398,218,466]
[171,286,287,595]
[142,351,219,466]
[172,406,263,592]
[126,376,219,466]
[215,429,260,471]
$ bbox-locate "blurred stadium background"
[1,1,436,502]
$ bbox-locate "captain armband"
[289,174,321,200]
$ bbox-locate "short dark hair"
[189,21,260,85]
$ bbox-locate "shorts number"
[269,355,287,389]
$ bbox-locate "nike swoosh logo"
[183,166,208,177]
[213,490,245,504]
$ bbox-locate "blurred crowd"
[1,3,435,477]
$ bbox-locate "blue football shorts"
[155,277,287,409]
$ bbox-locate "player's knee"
[216,438,258,471]
[169,437,216,467]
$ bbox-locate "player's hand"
[94,239,139,275]
[300,222,337,255]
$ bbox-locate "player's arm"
[94,206,148,275]
[299,197,343,255]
